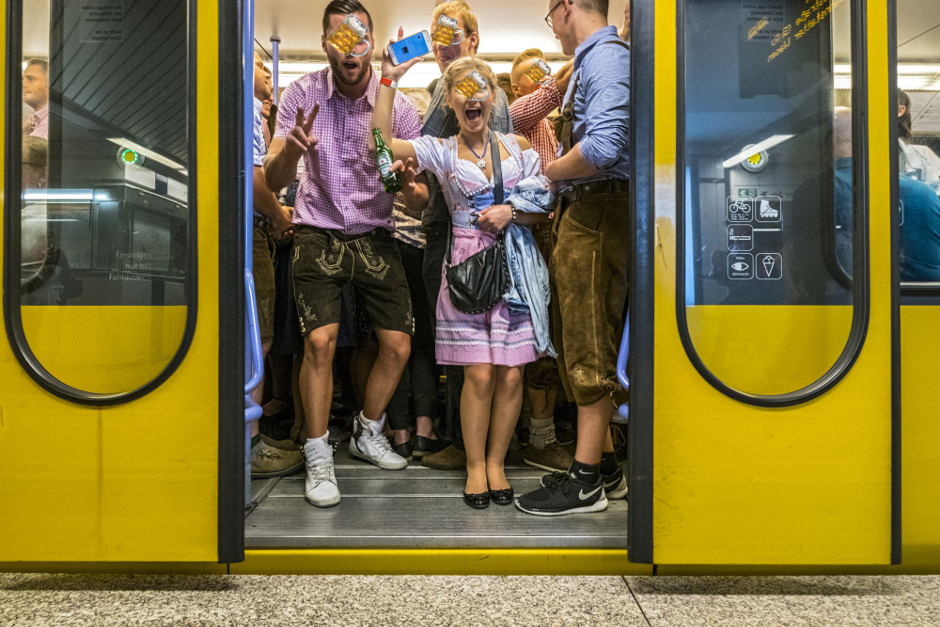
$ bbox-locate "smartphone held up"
[388,30,432,66]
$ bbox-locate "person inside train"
[419,1,582,474]
[898,89,940,193]
[249,50,305,478]
[417,0,515,473]
[22,58,49,140]
[385,88,449,461]
[516,0,631,516]
[373,45,556,508]
[833,106,940,282]
[261,63,275,147]
[508,48,576,474]
[254,52,311,475]
[264,0,427,507]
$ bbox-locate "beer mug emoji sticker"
[328,15,371,57]
[455,71,489,101]
[524,59,552,85]
[432,15,464,47]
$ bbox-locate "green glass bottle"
[373,128,403,194]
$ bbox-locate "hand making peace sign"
[285,104,321,160]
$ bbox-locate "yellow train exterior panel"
[650,0,894,564]
[0,0,221,563]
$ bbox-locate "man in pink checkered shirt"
[264,0,426,507]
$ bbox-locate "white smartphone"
[388,30,432,66]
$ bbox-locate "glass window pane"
[12,0,193,397]
[681,0,858,396]
[895,1,940,284]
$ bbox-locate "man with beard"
[264,0,425,507]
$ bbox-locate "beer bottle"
[372,128,403,194]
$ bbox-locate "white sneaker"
[303,437,340,507]
[349,413,408,470]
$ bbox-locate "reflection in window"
[894,12,940,283]
[11,0,193,398]
[678,0,863,399]
[683,0,855,307]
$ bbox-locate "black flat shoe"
[392,440,413,460]
[413,435,449,458]
[489,487,514,506]
[463,491,490,509]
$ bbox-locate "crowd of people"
[247,0,940,515]
[250,0,632,514]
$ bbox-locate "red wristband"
[380,76,398,89]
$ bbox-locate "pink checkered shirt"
[508,76,562,175]
[274,68,421,235]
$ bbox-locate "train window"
[894,1,940,288]
[677,0,868,402]
[5,0,196,402]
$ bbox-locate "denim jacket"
[504,174,556,358]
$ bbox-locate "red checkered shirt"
[274,68,421,235]
[508,76,563,175]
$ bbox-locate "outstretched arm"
[370,27,423,161]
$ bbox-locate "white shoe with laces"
[303,437,340,507]
[349,412,408,470]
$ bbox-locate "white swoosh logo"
[579,486,602,501]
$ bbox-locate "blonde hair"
[512,48,544,69]
[443,57,497,95]
[432,1,479,53]
[401,88,431,118]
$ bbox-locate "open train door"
[0,0,246,567]
[628,0,899,566]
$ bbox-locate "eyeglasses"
[544,0,564,28]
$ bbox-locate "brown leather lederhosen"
[548,39,631,408]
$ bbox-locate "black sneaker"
[412,435,449,458]
[516,469,608,516]
[602,465,628,500]
[540,466,627,499]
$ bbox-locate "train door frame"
[627,0,655,565]
[627,0,902,566]
[218,0,250,564]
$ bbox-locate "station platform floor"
[1,573,938,626]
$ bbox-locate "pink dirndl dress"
[411,133,544,367]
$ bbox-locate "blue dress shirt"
[559,25,631,185]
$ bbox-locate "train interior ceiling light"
[834,63,940,91]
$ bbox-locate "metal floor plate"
[245,448,628,548]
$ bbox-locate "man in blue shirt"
[517,0,631,517]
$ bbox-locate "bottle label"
[377,153,392,177]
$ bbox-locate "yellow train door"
[628,0,899,565]
[0,0,245,566]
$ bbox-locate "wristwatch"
[380,76,398,89]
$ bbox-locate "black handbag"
[445,133,511,314]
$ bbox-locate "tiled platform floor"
[1,574,939,626]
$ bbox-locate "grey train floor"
[245,447,629,549]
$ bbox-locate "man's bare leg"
[300,324,339,440]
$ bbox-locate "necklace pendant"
[476,159,486,169]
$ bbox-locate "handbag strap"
[447,132,507,267]
[491,132,504,205]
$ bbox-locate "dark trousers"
[422,221,464,446]
[387,240,439,430]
